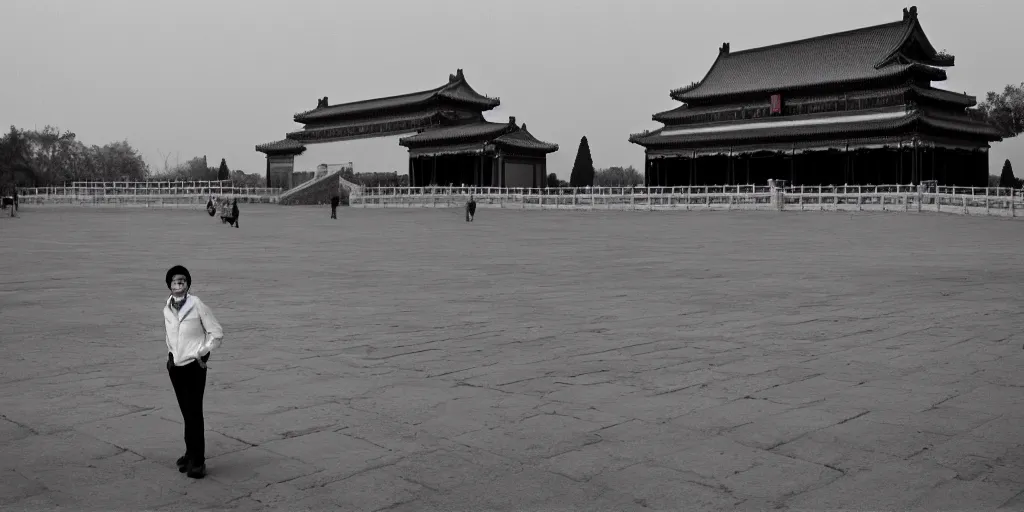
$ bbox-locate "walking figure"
[465,194,477,222]
[163,265,223,479]
[206,198,216,217]
[331,195,340,219]
[231,199,239,228]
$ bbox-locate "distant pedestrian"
[231,200,239,228]
[163,265,223,479]
[12,188,17,212]
[465,194,476,222]
[206,198,216,217]
[331,195,340,219]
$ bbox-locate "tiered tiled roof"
[494,125,559,153]
[910,86,976,107]
[399,117,558,155]
[631,107,1001,147]
[255,139,307,155]
[653,85,977,124]
[294,69,499,124]
[286,111,462,143]
[399,121,512,146]
[631,7,1000,151]
[670,7,953,102]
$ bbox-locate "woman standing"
[164,265,223,478]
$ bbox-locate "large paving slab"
[1,205,1023,511]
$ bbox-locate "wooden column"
[728,151,734,185]
[912,139,918,184]
[692,155,698,186]
[898,143,904,184]
[789,150,795,184]
[843,145,850,184]
[499,155,505,188]
[930,145,935,182]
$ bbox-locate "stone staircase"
[278,168,344,205]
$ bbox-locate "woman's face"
[169,275,189,298]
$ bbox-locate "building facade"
[399,116,558,187]
[254,139,306,190]
[256,69,557,189]
[629,6,1002,187]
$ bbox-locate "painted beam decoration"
[287,115,444,143]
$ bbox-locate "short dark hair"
[165,265,191,290]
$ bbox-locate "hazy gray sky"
[3,0,1021,180]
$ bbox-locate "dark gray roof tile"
[294,70,499,123]
[494,128,559,153]
[672,15,950,102]
[255,139,307,154]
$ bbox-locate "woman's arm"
[196,300,224,357]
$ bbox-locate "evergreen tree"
[218,158,230,181]
[999,159,1020,188]
[546,173,560,188]
[569,136,594,187]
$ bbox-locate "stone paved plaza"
[1,205,1023,511]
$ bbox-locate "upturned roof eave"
[398,124,514,148]
[671,64,945,104]
[630,111,920,148]
[293,71,500,124]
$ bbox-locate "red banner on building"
[770,94,782,114]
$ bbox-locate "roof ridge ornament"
[902,6,917,21]
[316,96,328,109]
[720,42,730,55]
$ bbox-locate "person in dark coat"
[465,194,477,222]
[231,200,239,228]
[206,198,216,217]
[330,195,340,219]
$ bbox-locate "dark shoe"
[176,454,189,473]
[186,462,206,479]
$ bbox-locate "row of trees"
[0,126,150,187]
[341,169,410,188]
[0,125,266,188]
[149,154,265,187]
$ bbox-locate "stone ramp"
[278,168,343,205]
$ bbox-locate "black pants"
[331,206,337,219]
[168,353,209,464]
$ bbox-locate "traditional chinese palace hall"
[629,6,1002,188]
[256,69,558,189]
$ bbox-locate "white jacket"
[164,294,224,366]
